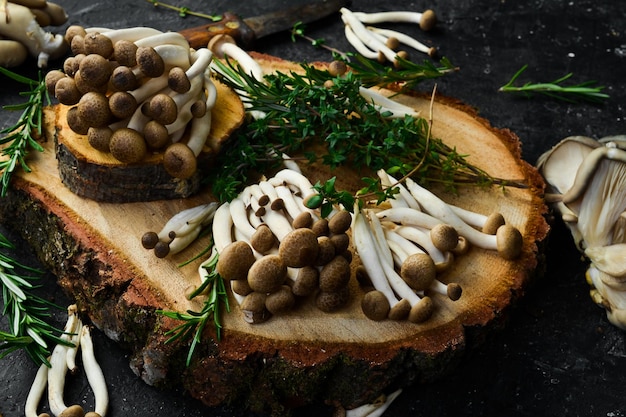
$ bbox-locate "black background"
[1,0,626,416]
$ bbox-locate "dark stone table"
[1,0,625,415]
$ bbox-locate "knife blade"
[178,0,347,49]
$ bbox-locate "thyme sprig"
[499,65,609,103]
[0,67,48,197]
[145,0,222,20]
[209,58,522,202]
[0,232,70,366]
[158,250,229,366]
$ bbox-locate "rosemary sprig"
[0,67,48,197]
[158,250,229,366]
[0,231,70,366]
[209,59,522,202]
[145,0,222,20]
[499,65,609,103]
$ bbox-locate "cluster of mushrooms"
[144,164,524,325]
[538,135,626,329]
[340,7,438,66]
[0,0,67,67]
[354,169,523,322]
[25,305,108,417]
[44,25,220,180]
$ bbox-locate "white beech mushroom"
[340,7,401,65]
[0,1,66,67]
[404,178,523,259]
[80,325,109,417]
[25,363,48,417]
[142,202,218,258]
[352,9,437,31]
[344,389,403,417]
[367,26,437,57]
[47,305,80,417]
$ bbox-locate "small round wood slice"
[55,78,245,203]
[0,54,549,414]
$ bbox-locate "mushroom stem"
[345,389,403,417]
[352,9,437,31]
[80,326,109,417]
[99,26,163,43]
[344,24,379,60]
[340,7,398,63]
[25,363,48,417]
[359,87,420,118]
[212,202,234,252]
[47,306,79,416]
[368,26,437,57]
[134,31,189,48]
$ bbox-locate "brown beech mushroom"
[361,290,390,321]
[247,254,287,293]
[292,266,319,297]
[316,286,350,312]
[241,292,270,324]
[318,255,351,292]
[400,253,436,291]
[108,127,146,163]
[278,227,320,267]
[77,91,112,128]
[162,142,197,179]
[265,285,296,315]
[87,126,113,152]
[217,241,256,281]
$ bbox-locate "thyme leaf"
[499,65,609,103]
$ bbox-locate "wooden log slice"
[0,55,549,414]
[55,78,245,203]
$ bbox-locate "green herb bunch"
[209,59,519,203]
[0,232,70,366]
[0,67,48,197]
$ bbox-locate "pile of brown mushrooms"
[340,7,438,66]
[25,305,109,417]
[201,167,354,323]
[44,26,218,179]
[538,135,626,329]
[0,0,67,67]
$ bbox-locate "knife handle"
[178,12,256,50]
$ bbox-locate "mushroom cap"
[108,90,138,119]
[44,70,65,96]
[483,212,506,235]
[265,285,296,315]
[388,298,410,320]
[247,254,287,293]
[361,290,390,321]
[163,142,197,179]
[430,223,459,252]
[327,60,348,77]
[328,210,352,234]
[217,241,256,281]
[330,233,350,254]
[153,241,170,258]
[241,292,270,324]
[496,224,524,260]
[311,218,330,237]
[54,76,81,105]
[136,46,165,78]
[143,120,170,150]
[110,65,139,91]
[419,9,437,31]
[87,126,113,152]
[141,231,159,249]
[109,127,147,163]
[84,412,103,417]
[65,25,87,45]
[113,39,138,67]
[278,228,320,267]
[316,286,350,312]
[77,91,112,128]
[66,106,90,135]
[74,70,108,94]
[148,93,178,125]
[315,236,336,266]
[292,266,319,297]
[408,296,434,323]
[58,404,85,417]
[168,66,192,93]
[231,279,254,297]
[250,224,277,254]
[400,253,436,291]
[83,32,114,58]
[78,53,112,87]
[292,211,313,229]
[318,255,351,292]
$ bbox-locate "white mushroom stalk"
[359,86,421,118]
[49,24,218,179]
[538,135,626,329]
[80,325,109,417]
[0,1,67,67]
[340,7,438,63]
[344,389,403,417]
[47,305,79,416]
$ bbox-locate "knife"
[178,0,347,50]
